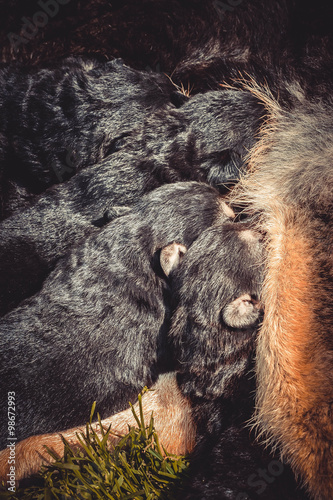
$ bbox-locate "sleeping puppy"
[0,181,232,449]
[169,224,307,499]
[0,84,263,317]
[0,216,266,494]
[0,56,179,217]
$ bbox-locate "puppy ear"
[160,243,187,277]
[222,294,262,328]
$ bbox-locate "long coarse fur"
[230,82,333,500]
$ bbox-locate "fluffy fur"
[0,1,332,497]
[169,224,264,406]
[167,223,290,499]
[1,218,305,498]
[229,84,333,500]
[0,181,231,446]
[0,56,179,217]
[3,1,333,93]
[0,216,264,488]
[0,83,263,316]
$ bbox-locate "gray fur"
[0,87,263,316]
[0,181,229,446]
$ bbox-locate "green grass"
[0,391,189,500]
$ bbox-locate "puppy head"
[168,222,265,398]
[170,222,264,332]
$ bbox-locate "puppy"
[0,218,265,491]
[168,223,307,499]
[0,56,179,217]
[0,181,231,448]
[0,85,263,316]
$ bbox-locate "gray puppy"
[0,181,232,447]
[0,85,262,317]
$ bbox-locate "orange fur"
[230,83,333,499]
[255,209,333,471]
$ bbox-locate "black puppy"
[0,216,308,499]
[170,223,264,431]
[166,225,307,499]
[0,55,263,221]
[0,181,232,447]
[0,56,180,218]
[0,85,263,316]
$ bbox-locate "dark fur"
[0,0,220,71]
[178,427,308,500]
[0,1,332,497]
[168,225,308,499]
[0,181,229,447]
[0,56,181,217]
[170,224,264,414]
[0,55,265,221]
[0,84,263,316]
[2,1,333,94]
